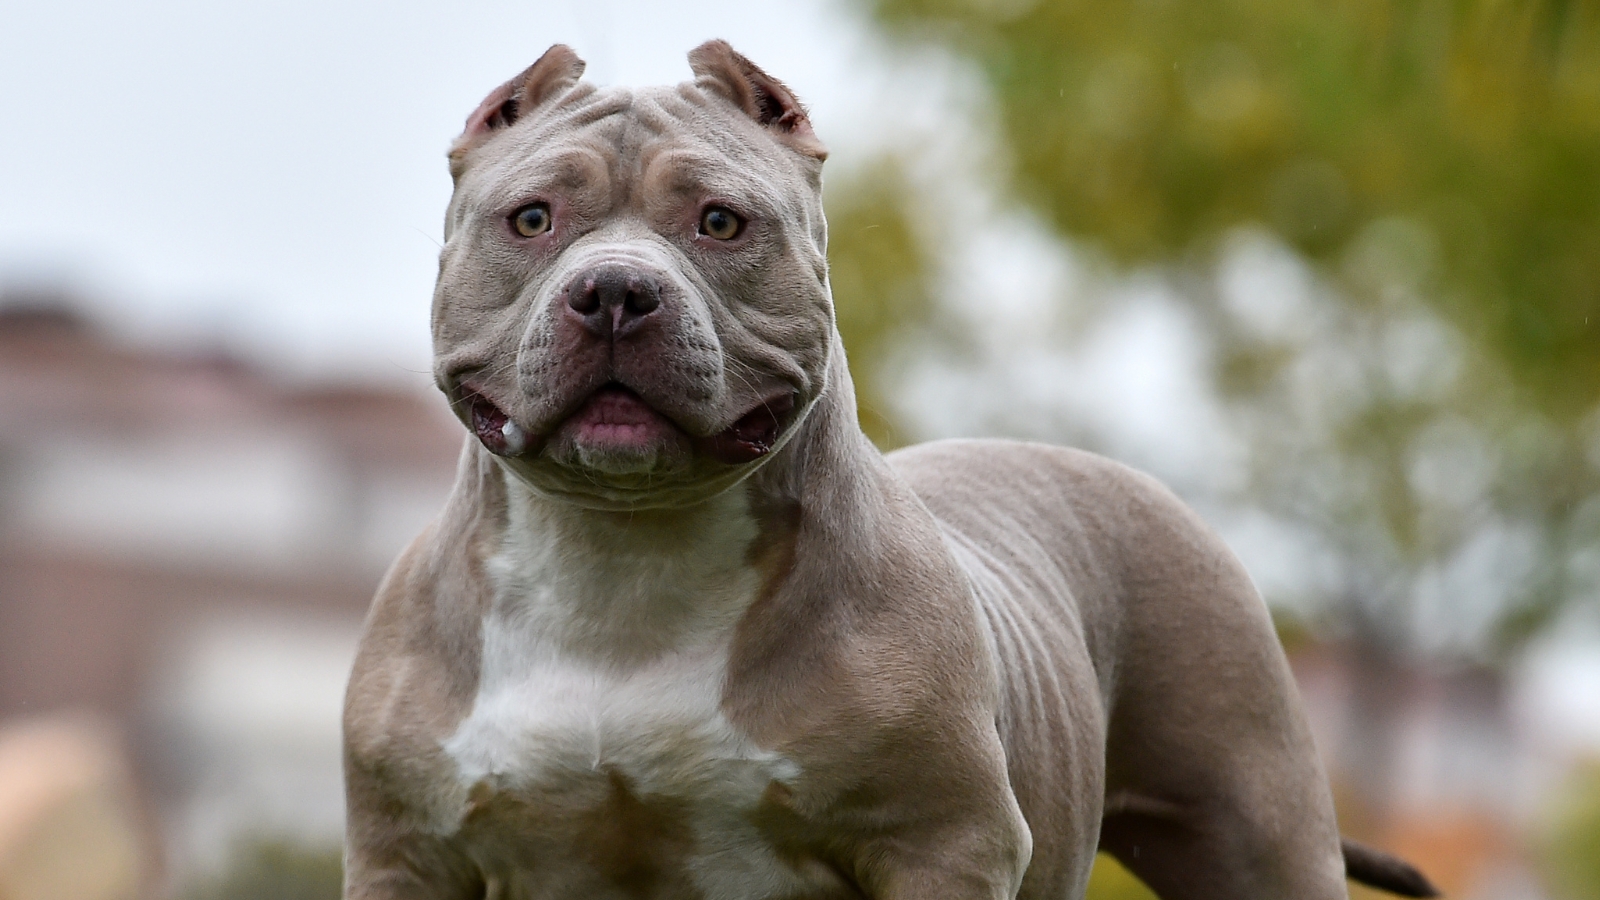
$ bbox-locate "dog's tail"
[1343,837,1440,897]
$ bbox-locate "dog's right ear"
[449,45,587,177]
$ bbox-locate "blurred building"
[0,297,461,893]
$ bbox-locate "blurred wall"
[0,300,461,891]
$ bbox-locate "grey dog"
[341,40,1438,900]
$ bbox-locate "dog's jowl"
[341,41,1437,900]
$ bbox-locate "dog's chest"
[439,499,835,899]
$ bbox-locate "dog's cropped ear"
[688,40,826,161]
[450,45,588,177]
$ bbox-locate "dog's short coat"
[342,41,1436,900]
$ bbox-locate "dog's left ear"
[689,40,827,161]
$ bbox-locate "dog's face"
[432,42,832,510]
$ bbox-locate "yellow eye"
[700,206,743,241]
[511,203,552,237]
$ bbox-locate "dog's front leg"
[342,745,484,900]
[342,832,482,900]
[819,728,1034,900]
[851,816,1034,900]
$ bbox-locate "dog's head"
[432,41,832,510]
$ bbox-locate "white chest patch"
[441,485,824,900]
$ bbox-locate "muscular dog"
[342,41,1437,900]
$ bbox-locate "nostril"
[564,267,664,335]
[625,282,660,316]
[567,279,601,315]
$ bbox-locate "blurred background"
[1,0,1597,897]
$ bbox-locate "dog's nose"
[565,265,662,338]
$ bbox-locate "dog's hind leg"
[1069,465,1354,898]
[1091,609,1354,900]
[1096,788,1347,899]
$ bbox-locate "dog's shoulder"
[344,461,501,778]
[885,438,1245,614]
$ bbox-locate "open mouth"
[461,384,795,465]
[693,392,795,464]
[466,392,531,456]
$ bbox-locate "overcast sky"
[0,0,885,383]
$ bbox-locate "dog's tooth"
[500,419,528,455]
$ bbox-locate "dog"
[342,41,1438,900]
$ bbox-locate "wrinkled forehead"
[448,83,819,224]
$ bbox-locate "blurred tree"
[866,0,1600,418]
[837,0,1600,843]
[826,159,947,449]
[842,2,1600,640]
[1545,763,1600,899]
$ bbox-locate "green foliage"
[869,0,1600,421]
[1545,763,1600,899]
[181,838,343,900]
[825,160,944,448]
[851,0,1600,656]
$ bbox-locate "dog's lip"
[459,387,536,457]
[694,391,797,465]
[557,384,685,450]
[457,380,798,465]
[553,384,796,466]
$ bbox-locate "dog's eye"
[511,203,552,237]
[699,206,743,241]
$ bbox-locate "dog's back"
[889,439,1350,899]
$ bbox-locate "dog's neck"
[745,335,884,509]
[488,477,762,662]
[474,341,880,658]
